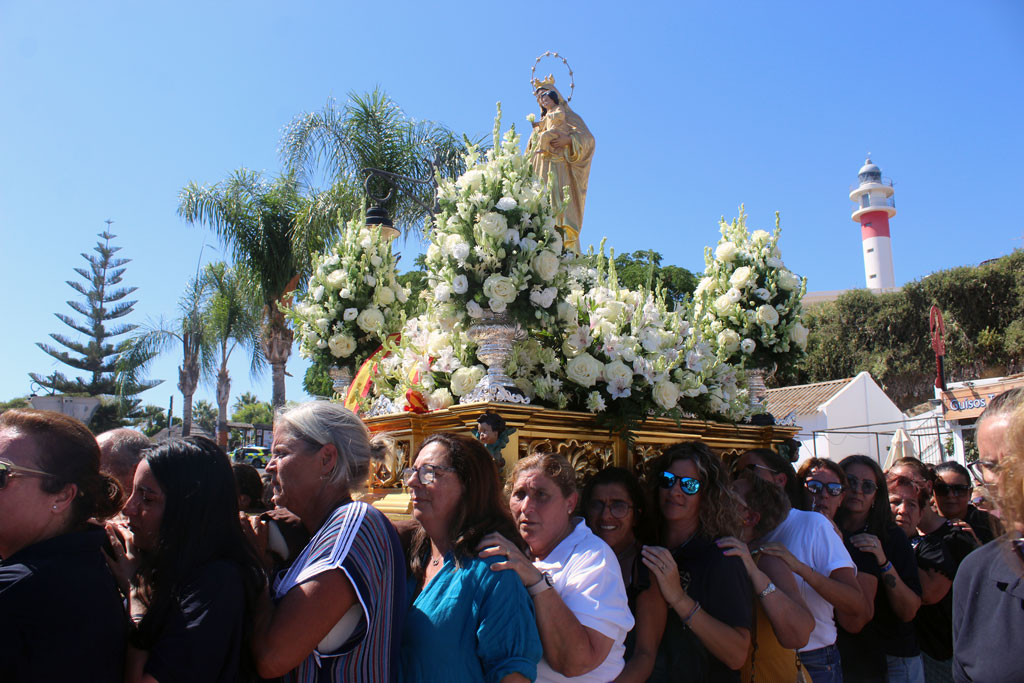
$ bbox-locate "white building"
[765,371,947,465]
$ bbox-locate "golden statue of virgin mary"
[526,75,595,252]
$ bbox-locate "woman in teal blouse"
[400,432,542,682]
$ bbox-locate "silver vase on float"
[460,309,531,405]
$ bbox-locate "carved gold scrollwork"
[631,444,665,479]
[520,438,615,488]
[371,438,410,488]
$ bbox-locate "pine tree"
[29,226,160,424]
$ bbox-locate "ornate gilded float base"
[360,402,798,515]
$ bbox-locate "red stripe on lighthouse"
[860,211,891,239]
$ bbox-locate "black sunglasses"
[0,460,52,489]
[845,475,878,496]
[659,471,702,495]
[934,482,971,497]
[804,479,844,497]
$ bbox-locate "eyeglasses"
[586,499,634,519]
[736,462,778,477]
[401,464,457,486]
[934,482,971,497]
[844,475,878,496]
[967,460,999,482]
[0,460,52,489]
[804,479,844,497]
[659,471,702,495]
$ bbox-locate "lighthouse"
[849,158,896,289]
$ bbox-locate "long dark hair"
[836,454,894,535]
[581,466,654,544]
[408,433,523,586]
[134,437,265,666]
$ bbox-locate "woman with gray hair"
[250,402,405,682]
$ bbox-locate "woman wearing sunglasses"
[580,467,667,682]
[0,409,126,682]
[934,461,1003,544]
[641,441,752,682]
[400,433,541,682]
[836,455,923,683]
[478,452,634,682]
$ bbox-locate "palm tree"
[279,87,480,240]
[202,261,264,448]
[179,171,323,409]
[118,274,207,436]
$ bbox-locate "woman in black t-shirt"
[641,441,753,683]
[836,455,923,683]
[106,437,266,683]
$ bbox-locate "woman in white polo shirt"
[478,452,633,682]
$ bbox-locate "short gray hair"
[275,402,377,490]
[97,428,151,481]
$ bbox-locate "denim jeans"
[800,644,843,683]
[886,654,926,683]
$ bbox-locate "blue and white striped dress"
[273,500,405,682]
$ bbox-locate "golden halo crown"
[530,51,574,102]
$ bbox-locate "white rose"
[652,380,681,410]
[557,300,578,324]
[777,269,801,291]
[375,286,395,305]
[466,301,484,318]
[714,294,733,315]
[426,243,441,262]
[717,329,741,354]
[483,274,518,304]
[751,229,771,245]
[496,196,517,211]
[740,338,757,354]
[435,283,452,303]
[343,308,358,321]
[532,250,560,282]
[715,241,738,262]
[565,352,604,388]
[604,360,633,386]
[456,169,485,191]
[478,212,508,240]
[326,270,346,288]
[756,304,780,326]
[729,266,753,289]
[427,388,454,411]
[726,287,743,303]
[694,277,713,297]
[488,298,507,313]
[452,274,469,294]
[450,366,484,396]
[327,332,356,358]
[444,234,470,262]
[356,307,386,333]
[791,322,809,349]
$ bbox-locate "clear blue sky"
[2,1,1022,413]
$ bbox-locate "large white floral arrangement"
[424,106,569,332]
[504,246,752,430]
[693,208,808,373]
[286,214,408,369]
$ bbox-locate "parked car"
[230,445,270,468]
